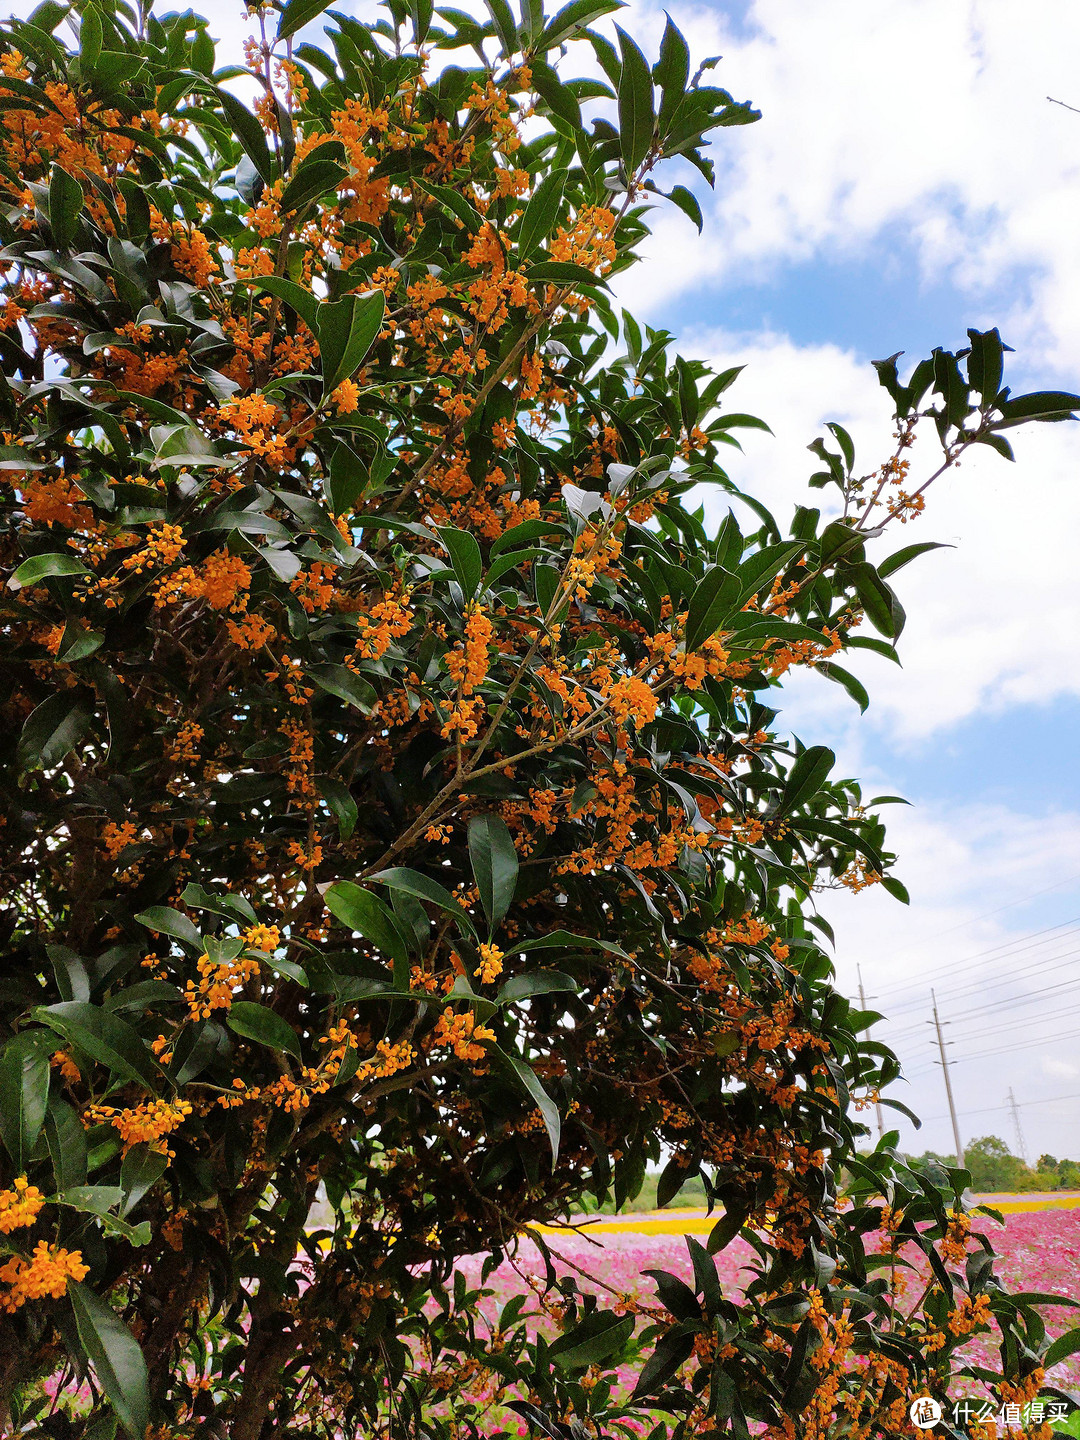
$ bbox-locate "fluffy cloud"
[680,326,1080,745]
[613,0,1080,378]
[816,797,1080,1159]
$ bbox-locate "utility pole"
[1006,1087,1028,1164]
[929,989,965,1169]
[857,964,885,1140]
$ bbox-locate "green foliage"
[0,0,1075,1436]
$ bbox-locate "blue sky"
[630,0,1080,1162]
[10,0,1080,1162]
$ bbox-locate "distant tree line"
[914,1137,1080,1193]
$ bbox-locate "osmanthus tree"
[1,0,1079,1436]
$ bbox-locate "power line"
[868,871,1080,982]
[887,985,1080,1046]
[898,994,1080,1076]
[934,999,1080,1046]
[921,1089,1080,1123]
[857,964,885,1140]
[876,922,1080,1015]
[879,954,1080,1031]
[932,1025,1080,1065]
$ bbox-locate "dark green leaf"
[317,290,386,394]
[655,15,689,131]
[80,5,103,67]
[496,971,576,1003]
[468,813,519,930]
[437,525,483,599]
[45,1097,88,1191]
[877,541,949,578]
[665,184,702,231]
[527,259,608,288]
[279,151,348,214]
[483,0,518,54]
[17,692,92,773]
[780,745,834,814]
[529,57,583,129]
[536,0,621,51]
[493,1046,560,1163]
[550,1311,633,1370]
[69,1282,150,1440]
[119,1144,168,1217]
[684,564,739,650]
[48,164,84,250]
[616,26,655,174]
[218,88,275,185]
[319,776,358,841]
[9,552,90,589]
[226,1001,302,1060]
[850,561,905,638]
[309,663,378,712]
[323,882,411,965]
[817,661,869,713]
[33,1003,169,1091]
[631,1330,695,1399]
[134,906,203,951]
[370,868,478,935]
[998,389,1080,423]
[517,172,565,261]
[1045,1326,1080,1369]
[414,178,483,232]
[0,1030,52,1170]
[246,275,320,334]
[278,0,334,40]
[736,540,803,603]
[965,326,1009,404]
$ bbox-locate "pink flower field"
[452,1205,1080,1408]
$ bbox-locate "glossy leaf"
[684,564,739,650]
[780,746,834,814]
[317,290,386,394]
[0,1030,52,1170]
[69,1282,150,1440]
[323,881,411,964]
[48,163,84,250]
[370,868,479,936]
[616,26,655,174]
[468,812,519,930]
[34,1003,169,1091]
[278,0,334,39]
[226,1001,302,1060]
[9,551,89,588]
[493,1046,560,1163]
[437,525,483,599]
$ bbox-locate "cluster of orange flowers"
[442,605,495,740]
[355,593,413,661]
[476,943,504,984]
[85,1097,193,1154]
[431,1009,496,1063]
[185,945,262,1019]
[0,1242,89,1311]
[0,1175,44,1233]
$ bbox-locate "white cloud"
[683,325,1080,744]
[817,797,1080,1161]
[1043,1058,1080,1080]
[609,0,1080,378]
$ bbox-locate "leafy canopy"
[0,0,1078,1436]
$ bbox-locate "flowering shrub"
[0,0,1079,1436]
